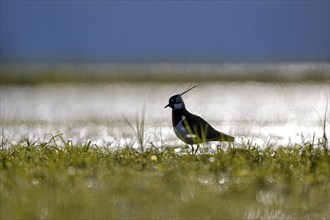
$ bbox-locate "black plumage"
[165,87,234,145]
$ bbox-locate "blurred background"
[1,1,329,147]
[1,1,329,62]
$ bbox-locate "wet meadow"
[1,62,329,219]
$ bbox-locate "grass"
[1,136,329,219]
[124,105,146,152]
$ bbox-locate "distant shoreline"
[1,62,329,84]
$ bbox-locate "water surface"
[1,82,329,148]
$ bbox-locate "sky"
[1,1,329,62]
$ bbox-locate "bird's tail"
[219,132,235,142]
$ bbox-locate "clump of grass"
[322,100,328,149]
[1,135,329,219]
[311,97,329,150]
[124,105,146,152]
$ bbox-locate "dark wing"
[185,112,235,142]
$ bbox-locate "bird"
[164,85,234,153]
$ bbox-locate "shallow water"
[1,82,329,148]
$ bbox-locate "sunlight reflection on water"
[1,82,329,147]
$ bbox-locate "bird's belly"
[174,119,196,144]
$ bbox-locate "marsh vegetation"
[1,135,329,219]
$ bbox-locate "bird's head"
[164,85,198,110]
[164,94,185,110]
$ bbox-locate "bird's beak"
[164,104,170,108]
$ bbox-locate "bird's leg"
[194,143,200,155]
[190,144,195,154]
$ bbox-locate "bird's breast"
[174,118,196,144]
[174,119,188,139]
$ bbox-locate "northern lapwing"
[164,85,234,153]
